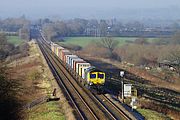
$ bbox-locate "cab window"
[98,74,104,79]
[90,74,96,78]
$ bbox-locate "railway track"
[38,38,134,120]
[94,94,133,120]
[108,77,180,108]
[39,40,99,120]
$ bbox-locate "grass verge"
[27,101,65,120]
[137,108,170,120]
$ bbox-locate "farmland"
[62,36,179,119]
[58,37,136,47]
[7,36,24,45]
[58,37,158,47]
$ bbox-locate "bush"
[140,99,180,119]
[29,70,41,81]
[0,64,22,120]
[83,42,121,61]
[116,44,180,66]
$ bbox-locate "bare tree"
[0,63,22,120]
[0,34,8,60]
[99,37,120,60]
[171,31,180,44]
[0,33,7,49]
[99,20,108,37]
[168,50,180,75]
[42,23,56,41]
[134,37,149,45]
[19,27,30,41]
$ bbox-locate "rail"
[38,38,135,120]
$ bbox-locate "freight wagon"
[48,40,105,91]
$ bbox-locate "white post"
[121,80,124,103]
[120,71,125,103]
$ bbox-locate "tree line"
[0,17,30,32]
[0,33,29,60]
[81,33,180,75]
[39,18,180,41]
[0,17,30,41]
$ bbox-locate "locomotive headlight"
[89,82,93,86]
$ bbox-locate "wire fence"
[22,96,48,110]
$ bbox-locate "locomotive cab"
[85,67,105,86]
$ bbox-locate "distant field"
[58,37,159,48]
[7,36,24,45]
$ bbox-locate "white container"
[76,63,91,78]
[71,58,84,69]
[69,56,79,67]
[65,55,77,65]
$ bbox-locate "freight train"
[41,35,106,91]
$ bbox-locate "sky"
[0,0,180,19]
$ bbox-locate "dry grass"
[76,48,180,119]
[139,98,180,120]
[27,102,65,120]
[5,40,75,120]
[79,51,180,92]
[80,43,180,92]
[137,108,170,120]
[130,69,180,92]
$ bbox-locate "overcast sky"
[0,0,180,19]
